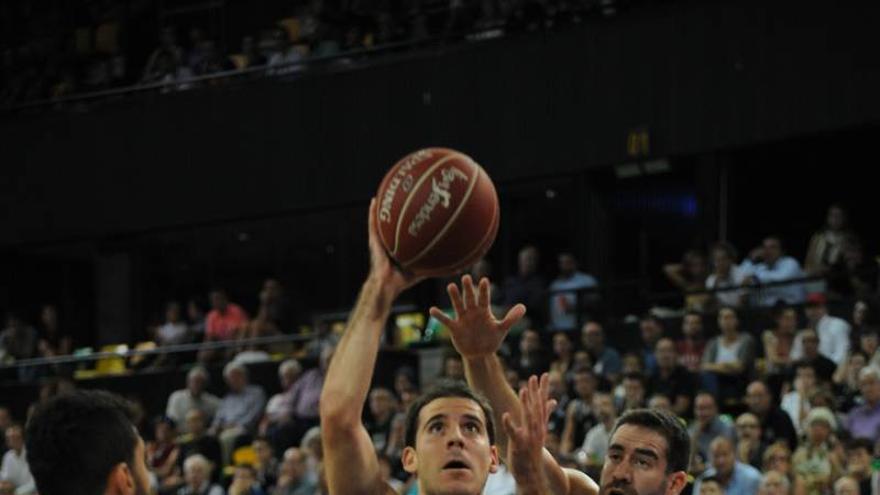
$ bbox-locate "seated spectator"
[547,252,598,331]
[827,238,879,298]
[546,370,570,437]
[856,327,880,367]
[844,366,880,441]
[794,329,838,384]
[273,447,316,495]
[763,304,801,376]
[745,380,798,451]
[177,454,223,495]
[698,476,725,495]
[851,299,875,338]
[0,425,35,495]
[154,301,191,368]
[177,409,222,479]
[793,408,844,495]
[260,359,302,443]
[146,416,181,492]
[549,332,574,377]
[209,362,267,466]
[647,394,673,414]
[663,249,710,312]
[142,27,184,84]
[229,464,267,495]
[689,392,736,466]
[757,470,792,495]
[833,476,861,495]
[741,236,807,307]
[392,366,417,400]
[252,436,278,490]
[790,293,850,366]
[365,387,399,457]
[157,301,191,347]
[376,453,406,495]
[502,245,547,327]
[707,241,748,309]
[835,350,869,412]
[763,442,806,495]
[804,204,852,279]
[781,361,819,435]
[694,437,762,495]
[637,315,664,374]
[700,307,756,404]
[282,346,332,448]
[843,438,876,495]
[515,328,549,378]
[441,351,465,381]
[577,392,616,469]
[258,279,288,329]
[198,289,249,363]
[560,367,597,455]
[734,412,767,470]
[166,366,221,430]
[615,372,647,413]
[648,337,697,418]
[677,311,707,373]
[186,299,207,340]
[580,321,622,383]
[35,304,71,358]
[0,313,38,364]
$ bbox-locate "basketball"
[374,147,500,277]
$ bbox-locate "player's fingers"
[538,372,550,400]
[462,275,476,310]
[477,277,490,308]
[498,304,527,333]
[447,283,465,317]
[429,307,454,328]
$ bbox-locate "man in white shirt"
[580,392,616,468]
[548,253,599,332]
[790,293,850,366]
[741,236,807,307]
[0,425,35,495]
[166,366,221,431]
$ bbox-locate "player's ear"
[106,462,135,495]
[402,446,418,474]
[488,445,499,474]
[664,471,688,495]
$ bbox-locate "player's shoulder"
[564,467,600,495]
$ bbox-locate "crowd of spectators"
[1,201,879,495]
[1,0,626,107]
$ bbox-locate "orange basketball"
[375,147,500,277]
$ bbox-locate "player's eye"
[429,422,444,433]
[464,422,480,433]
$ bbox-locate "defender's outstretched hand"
[429,275,526,359]
[503,374,556,493]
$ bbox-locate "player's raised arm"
[503,373,556,495]
[320,199,422,495]
[430,275,599,495]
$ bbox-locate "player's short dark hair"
[26,390,139,495]
[611,408,690,474]
[404,380,495,448]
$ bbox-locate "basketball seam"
[400,157,480,268]
[426,175,498,275]
[392,153,464,258]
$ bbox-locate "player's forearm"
[464,354,520,457]
[320,278,394,425]
[464,355,570,495]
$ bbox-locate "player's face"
[599,424,686,495]
[403,397,498,495]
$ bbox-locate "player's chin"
[600,486,638,495]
